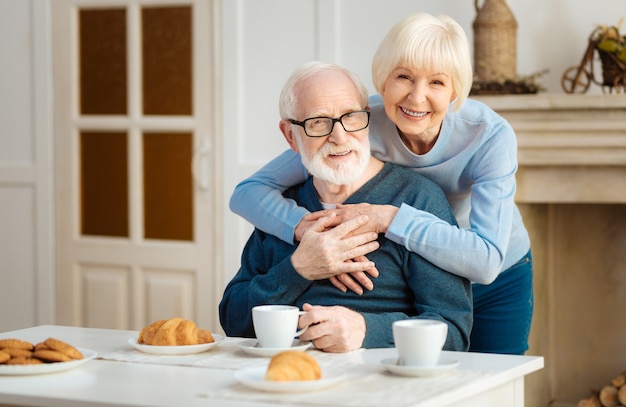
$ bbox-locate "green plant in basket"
[595,19,626,63]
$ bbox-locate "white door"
[0,0,55,332]
[52,0,223,332]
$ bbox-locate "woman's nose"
[407,83,426,104]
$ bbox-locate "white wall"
[220,0,626,280]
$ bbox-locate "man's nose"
[327,120,349,143]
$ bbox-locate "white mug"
[392,319,448,367]
[252,305,308,349]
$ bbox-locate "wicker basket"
[472,0,518,82]
[598,48,626,88]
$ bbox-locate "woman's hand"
[294,204,399,242]
[333,203,398,234]
[294,203,399,242]
[294,209,335,242]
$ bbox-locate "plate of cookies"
[0,337,97,375]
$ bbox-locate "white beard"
[297,136,371,185]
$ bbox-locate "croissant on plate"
[137,318,214,346]
[265,350,321,381]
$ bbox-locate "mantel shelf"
[474,93,626,110]
[474,94,626,203]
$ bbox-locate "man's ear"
[279,120,300,153]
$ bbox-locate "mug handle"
[295,311,308,336]
[439,325,448,347]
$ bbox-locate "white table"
[0,325,543,407]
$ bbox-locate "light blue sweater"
[229,95,531,284]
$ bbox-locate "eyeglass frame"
[287,109,371,138]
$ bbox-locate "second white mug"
[392,319,448,367]
[252,305,308,349]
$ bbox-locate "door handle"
[192,137,211,192]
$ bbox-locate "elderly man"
[219,61,472,353]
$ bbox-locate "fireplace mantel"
[476,94,626,203]
[474,94,626,407]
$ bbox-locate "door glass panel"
[142,6,192,115]
[79,8,127,115]
[143,132,193,241]
[81,132,129,237]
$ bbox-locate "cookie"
[0,351,10,364]
[43,338,83,360]
[0,339,34,351]
[34,342,50,351]
[32,349,72,362]
[6,356,44,365]
[1,348,33,358]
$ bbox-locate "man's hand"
[328,255,379,295]
[298,303,366,353]
[291,214,379,281]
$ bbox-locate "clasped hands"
[291,203,398,293]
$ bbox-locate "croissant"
[137,318,214,346]
[265,350,321,381]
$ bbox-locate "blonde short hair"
[371,13,473,111]
[279,61,369,120]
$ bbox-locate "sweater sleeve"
[218,230,313,337]
[386,128,518,284]
[229,149,310,244]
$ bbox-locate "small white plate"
[128,334,224,355]
[237,339,311,357]
[0,348,97,376]
[381,357,460,377]
[234,366,344,393]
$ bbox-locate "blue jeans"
[469,250,534,355]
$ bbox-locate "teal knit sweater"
[219,163,472,350]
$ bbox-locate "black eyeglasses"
[288,110,370,137]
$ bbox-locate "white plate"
[234,366,344,393]
[237,339,311,357]
[128,334,224,355]
[0,348,97,376]
[381,357,459,377]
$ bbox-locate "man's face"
[287,70,370,186]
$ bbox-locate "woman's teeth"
[401,107,427,117]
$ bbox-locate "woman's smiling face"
[381,65,456,148]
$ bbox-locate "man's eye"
[310,118,326,126]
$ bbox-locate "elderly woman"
[229,13,533,355]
